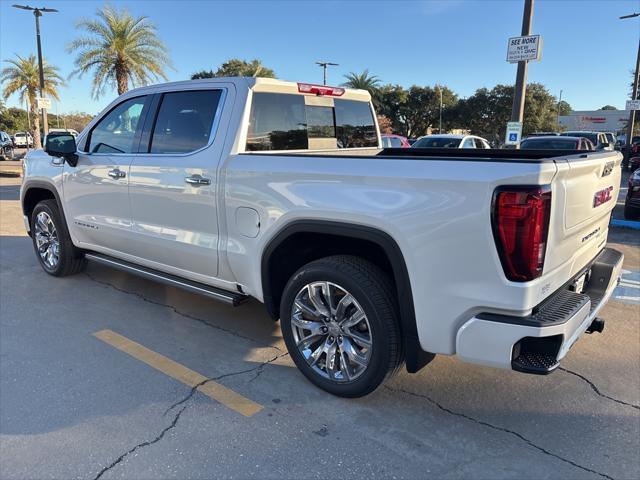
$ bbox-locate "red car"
[625,168,640,220]
[381,134,411,148]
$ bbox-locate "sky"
[0,0,638,115]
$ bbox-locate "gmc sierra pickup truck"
[21,77,624,397]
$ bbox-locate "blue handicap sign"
[509,133,518,141]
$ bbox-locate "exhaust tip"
[586,317,605,334]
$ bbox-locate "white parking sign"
[505,122,523,145]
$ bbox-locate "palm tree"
[1,54,64,149]
[342,70,382,92]
[67,5,172,98]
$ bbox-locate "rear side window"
[246,93,377,151]
[150,90,222,154]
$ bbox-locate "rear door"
[126,87,230,280]
[63,95,150,253]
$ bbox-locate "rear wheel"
[31,199,86,276]
[280,255,402,397]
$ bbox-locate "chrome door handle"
[108,168,126,179]
[185,174,211,186]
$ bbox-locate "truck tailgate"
[544,151,622,279]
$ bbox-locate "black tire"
[30,199,86,276]
[280,255,402,397]
[624,203,640,220]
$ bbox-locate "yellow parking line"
[93,329,263,417]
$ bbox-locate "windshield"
[520,138,578,149]
[412,137,461,148]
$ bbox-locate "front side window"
[150,90,222,154]
[245,93,377,151]
[88,96,147,153]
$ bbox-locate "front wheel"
[280,255,402,397]
[30,199,86,276]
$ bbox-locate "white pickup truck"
[21,78,624,397]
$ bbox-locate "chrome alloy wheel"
[34,211,60,269]
[291,281,373,382]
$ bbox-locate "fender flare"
[260,220,435,373]
[21,181,68,233]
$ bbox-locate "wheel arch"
[260,220,435,373]
[21,181,67,235]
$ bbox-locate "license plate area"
[569,269,591,295]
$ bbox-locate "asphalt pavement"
[0,174,638,480]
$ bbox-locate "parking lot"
[0,171,638,480]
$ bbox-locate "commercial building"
[559,110,628,135]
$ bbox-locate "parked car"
[520,136,594,150]
[21,77,623,397]
[624,168,640,220]
[381,134,411,148]
[411,134,491,149]
[13,131,33,148]
[560,131,612,150]
[628,156,640,172]
[0,130,14,160]
[48,128,80,137]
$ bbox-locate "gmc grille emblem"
[593,186,613,208]
[602,161,614,177]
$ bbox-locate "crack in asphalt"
[162,351,290,417]
[384,385,615,480]
[92,405,188,480]
[559,367,640,411]
[84,271,284,352]
[93,351,289,480]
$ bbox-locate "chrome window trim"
[78,88,227,158]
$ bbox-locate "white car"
[13,131,33,148]
[411,134,491,149]
[21,77,623,397]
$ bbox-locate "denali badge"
[601,161,614,177]
[593,186,613,208]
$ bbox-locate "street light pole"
[12,4,58,147]
[510,0,534,129]
[315,61,339,85]
[621,12,640,156]
[438,86,443,134]
[556,89,563,131]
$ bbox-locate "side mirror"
[45,134,78,167]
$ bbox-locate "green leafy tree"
[68,5,172,98]
[376,84,457,137]
[1,54,64,149]
[557,100,572,116]
[599,105,617,110]
[451,83,559,143]
[191,59,276,79]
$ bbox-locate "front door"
[63,95,150,255]
[127,88,227,280]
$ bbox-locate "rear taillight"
[492,186,552,282]
[297,83,345,97]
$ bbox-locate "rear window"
[246,93,377,151]
[562,132,598,144]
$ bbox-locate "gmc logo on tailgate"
[593,186,613,208]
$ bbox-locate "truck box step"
[84,253,249,306]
